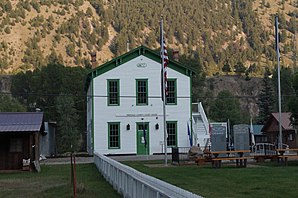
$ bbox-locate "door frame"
[136,122,149,155]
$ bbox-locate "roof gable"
[262,112,293,132]
[85,45,195,91]
[0,112,44,132]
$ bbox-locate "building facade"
[86,46,195,155]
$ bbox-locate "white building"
[85,46,196,155]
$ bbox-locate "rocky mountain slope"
[0,0,297,75]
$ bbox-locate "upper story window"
[107,79,119,106]
[136,79,148,105]
[166,79,177,105]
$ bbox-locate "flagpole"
[160,17,168,166]
[275,15,283,149]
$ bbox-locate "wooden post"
[73,154,77,198]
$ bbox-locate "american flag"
[160,19,168,101]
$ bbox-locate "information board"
[233,124,250,153]
[210,123,227,155]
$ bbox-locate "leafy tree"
[11,64,88,153]
[209,90,242,125]
[257,67,275,124]
[0,95,26,112]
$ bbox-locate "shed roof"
[0,112,44,132]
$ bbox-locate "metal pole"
[161,17,168,166]
[275,15,283,149]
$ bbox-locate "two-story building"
[85,46,195,155]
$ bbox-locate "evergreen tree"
[234,61,246,75]
[209,90,242,125]
[288,72,298,128]
[222,62,231,75]
[55,95,80,153]
[257,67,274,124]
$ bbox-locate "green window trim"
[108,122,120,149]
[136,79,148,106]
[167,121,177,147]
[166,79,177,105]
[107,79,120,106]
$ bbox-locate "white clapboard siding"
[86,47,194,155]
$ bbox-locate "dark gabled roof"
[0,112,44,132]
[262,112,293,132]
[85,45,196,91]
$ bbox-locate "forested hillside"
[0,0,297,75]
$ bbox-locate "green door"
[137,123,149,155]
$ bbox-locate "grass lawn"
[123,160,298,198]
[0,164,120,198]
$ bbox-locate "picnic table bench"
[276,148,298,166]
[210,150,253,168]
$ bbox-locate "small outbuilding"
[262,112,297,148]
[0,112,44,170]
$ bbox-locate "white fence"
[94,152,202,198]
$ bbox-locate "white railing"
[94,152,202,198]
[198,102,209,135]
[251,143,289,156]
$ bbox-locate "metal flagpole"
[275,15,283,149]
[160,17,168,166]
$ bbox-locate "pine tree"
[257,67,274,124]
[222,62,231,75]
[55,95,80,153]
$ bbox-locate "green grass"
[0,164,120,198]
[123,160,298,198]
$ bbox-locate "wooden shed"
[262,113,297,148]
[0,112,44,170]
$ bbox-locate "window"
[108,80,119,106]
[108,122,120,149]
[167,121,177,147]
[166,79,177,105]
[136,79,148,105]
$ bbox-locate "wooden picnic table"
[276,148,298,166]
[210,150,252,168]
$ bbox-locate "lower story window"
[108,122,120,149]
[167,121,177,147]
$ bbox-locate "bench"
[210,150,252,168]
[276,148,298,166]
[212,156,254,168]
[278,155,298,166]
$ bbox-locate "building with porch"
[85,46,196,155]
[0,112,44,170]
[262,112,297,148]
